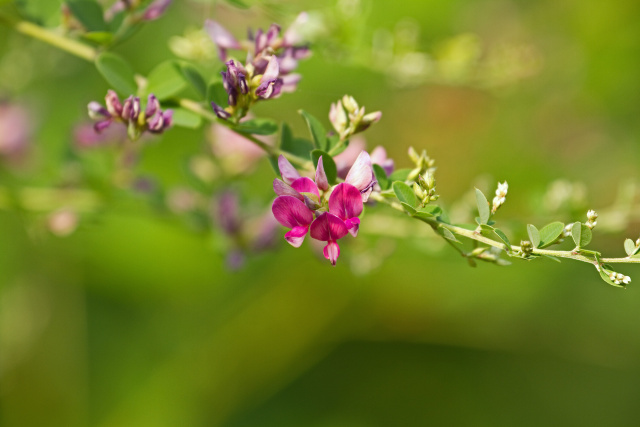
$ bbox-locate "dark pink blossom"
[272,195,314,248]
[309,213,349,265]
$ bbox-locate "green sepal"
[393,181,418,208]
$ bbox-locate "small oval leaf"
[393,181,418,208]
[538,222,565,248]
[299,110,328,151]
[624,238,636,256]
[145,61,187,100]
[234,118,278,135]
[95,52,137,95]
[527,224,540,248]
[494,228,511,249]
[475,188,490,224]
[373,164,390,191]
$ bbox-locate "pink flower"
[271,154,369,265]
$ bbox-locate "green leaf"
[311,150,337,184]
[373,164,390,191]
[234,118,278,135]
[478,224,494,234]
[417,205,442,216]
[179,63,207,99]
[388,169,412,182]
[624,239,636,256]
[494,228,511,249]
[538,222,565,248]
[400,203,417,215]
[109,10,126,32]
[475,188,490,225]
[170,107,202,129]
[95,52,137,95]
[571,222,592,247]
[527,224,540,248]
[438,226,461,243]
[225,0,250,8]
[145,61,187,100]
[67,0,107,31]
[82,31,113,45]
[393,181,418,208]
[299,110,328,150]
[206,81,228,107]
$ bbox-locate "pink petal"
[261,55,280,81]
[344,217,360,237]
[309,212,348,242]
[284,226,308,248]
[334,136,366,179]
[315,156,329,191]
[283,12,308,46]
[205,20,241,50]
[323,241,340,266]
[278,155,300,185]
[328,183,363,220]
[273,178,303,200]
[280,73,301,93]
[272,196,313,229]
[291,177,320,198]
[345,151,375,194]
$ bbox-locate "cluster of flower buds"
[329,96,383,140]
[206,13,311,121]
[491,181,509,214]
[609,271,631,285]
[272,151,376,265]
[413,172,438,206]
[88,91,173,140]
[520,240,534,255]
[407,146,436,181]
[586,209,598,230]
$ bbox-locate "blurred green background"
[2,0,640,426]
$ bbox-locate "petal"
[278,155,300,184]
[88,102,110,120]
[310,212,348,242]
[142,0,172,21]
[291,177,319,198]
[205,20,241,50]
[345,151,375,192]
[328,183,363,220]
[280,73,301,93]
[273,178,303,200]
[322,241,340,266]
[272,195,313,229]
[283,12,308,46]
[284,226,308,248]
[315,156,329,191]
[145,94,160,117]
[344,217,360,237]
[261,55,280,82]
[93,119,112,133]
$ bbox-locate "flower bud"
[341,95,359,114]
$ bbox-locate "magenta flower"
[271,153,371,265]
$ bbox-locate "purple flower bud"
[142,0,172,21]
[161,110,173,129]
[88,101,110,120]
[238,73,249,94]
[292,46,312,60]
[105,90,123,116]
[315,156,329,191]
[147,111,165,133]
[205,20,242,61]
[254,28,267,54]
[211,102,231,120]
[266,24,281,45]
[145,94,160,118]
[278,48,298,74]
[121,96,137,120]
[93,119,113,133]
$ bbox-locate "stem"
[0,15,97,62]
[370,191,640,266]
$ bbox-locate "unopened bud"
[520,240,533,255]
[341,95,358,114]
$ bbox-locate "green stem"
[0,14,97,62]
[370,191,640,266]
